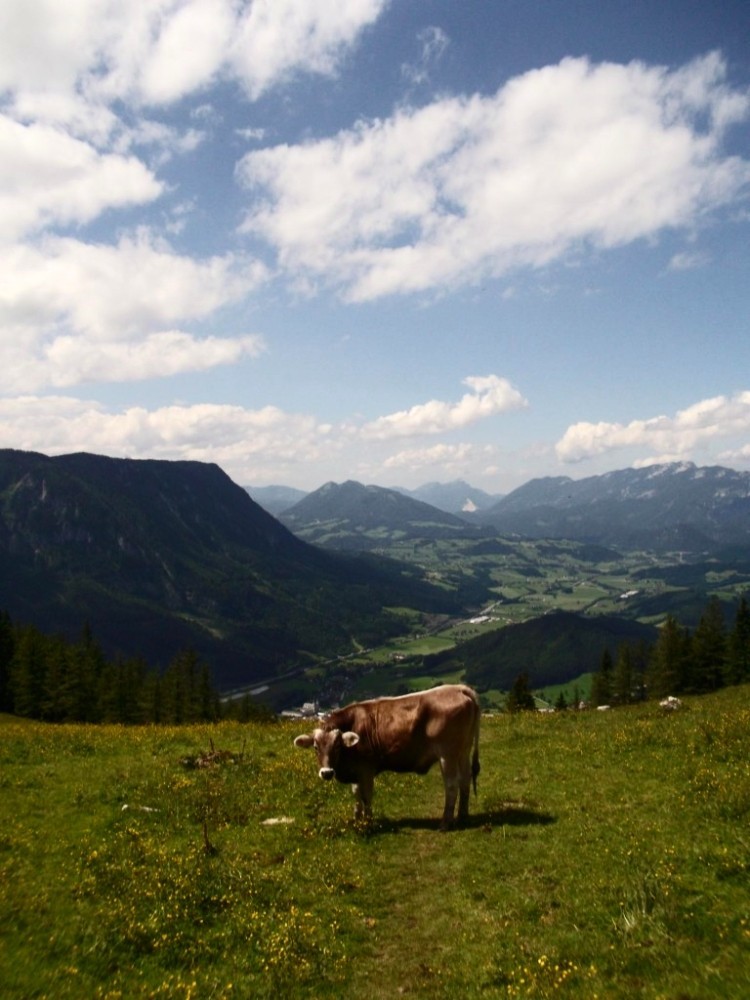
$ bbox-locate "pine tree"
[571,684,581,710]
[648,615,690,698]
[690,596,727,692]
[726,595,750,685]
[505,672,536,712]
[590,647,613,707]
[40,640,69,722]
[630,639,650,701]
[612,644,633,705]
[9,626,47,718]
[161,648,210,722]
[0,610,16,713]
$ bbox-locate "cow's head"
[293,727,360,780]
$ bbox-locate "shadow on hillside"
[372,804,556,835]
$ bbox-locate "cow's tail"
[471,698,481,797]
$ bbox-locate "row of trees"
[589,595,750,707]
[0,612,225,724]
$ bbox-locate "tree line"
[0,611,239,724]
[588,594,750,707]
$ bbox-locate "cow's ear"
[294,734,315,749]
[341,731,360,748]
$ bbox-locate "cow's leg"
[351,772,373,822]
[439,757,460,830]
[457,754,472,822]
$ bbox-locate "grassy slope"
[1,688,749,998]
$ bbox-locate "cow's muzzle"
[319,767,335,781]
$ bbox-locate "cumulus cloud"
[2,233,264,335]
[361,375,527,440]
[0,395,331,482]
[42,332,265,388]
[720,443,750,465]
[0,115,162,242]
[0,234,268,391]
[555,391,750,464]
[238,52,750,300]
[0,0,388,114]
[228,0,389,100]
[382,442,485,471]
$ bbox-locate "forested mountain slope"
[0,450,459,687]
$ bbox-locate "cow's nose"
[319,768,335,781]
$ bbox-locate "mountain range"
[0,450,458,689]
[4,450,749,703]
[279,479,491,548]
[478,462,750,551]
[247,478,501,517]
[272,463,750,554]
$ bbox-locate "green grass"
[2,688,750,998]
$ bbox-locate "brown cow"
[293,684,480,828]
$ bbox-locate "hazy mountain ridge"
[247,479,502,519]
[0,450,459,688]
[279,480,491,547]
[245,484,308,516]
[479,463,750,551]
[393,479,502,515]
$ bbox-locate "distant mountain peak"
[392,479,502,516]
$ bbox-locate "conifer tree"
[40,639,69,721]
[612,644,633,705]
[726,595,750,685]
[0,610,16,713]
[505,671,536,712]
[9,626,47,717]
[630,639,650,701]
[690,596,727,692]
[648,615,690,698]
[590,647,613,707]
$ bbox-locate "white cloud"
[0,114,162,241]
[361,375,527,440]
[0,234,268,391]
[0,233,264,334]
[43,332,265,387]
[668,250,710,271]
[402,26,449,86]
[555,391,750,464]
[228,0,389,100]
[0,395,331,483]
[383,442,483,471]
[238,52,750,300]
[139,0,234,104]
[720,443,750,465]
[0,0,389,114]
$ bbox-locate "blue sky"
[1,0,749,494]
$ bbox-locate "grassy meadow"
[2,687,749,999]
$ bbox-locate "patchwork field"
[2,686,749,998]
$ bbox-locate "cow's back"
[335,685,479,774]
